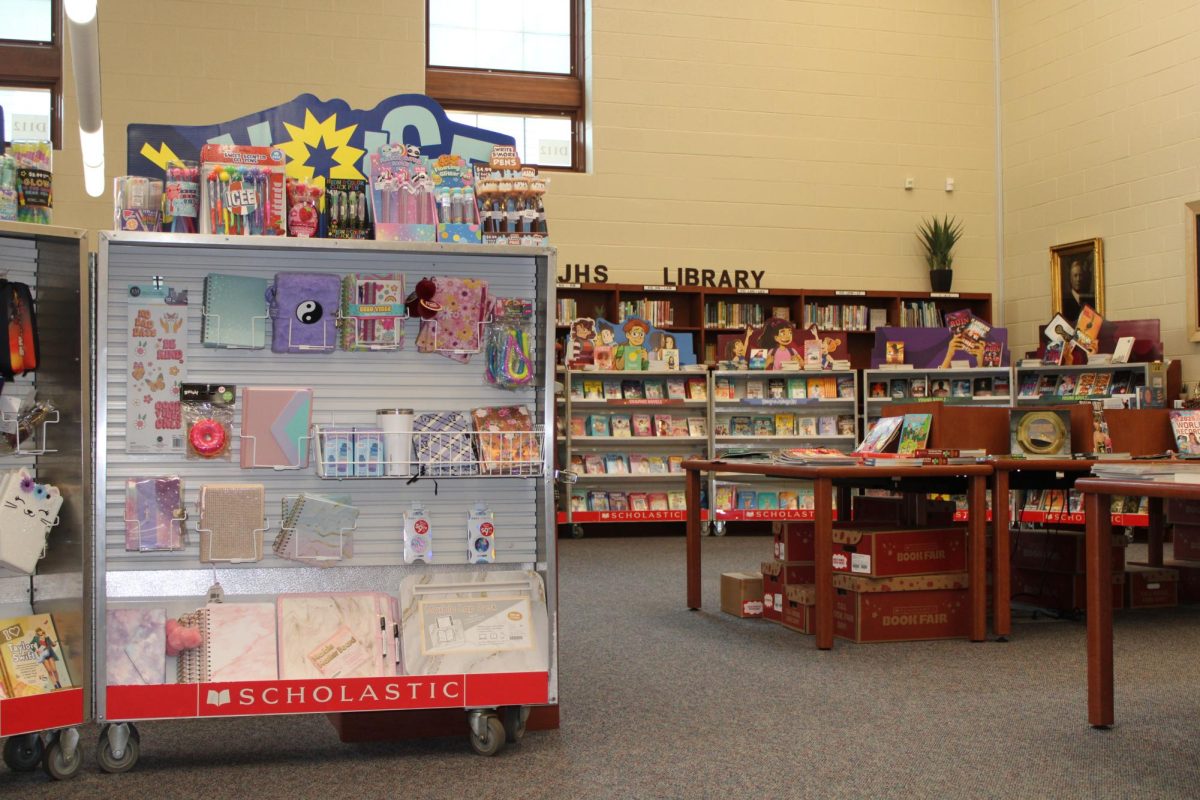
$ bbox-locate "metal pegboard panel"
[98,237,549,576]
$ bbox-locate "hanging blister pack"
[467,503,496,564]
[403,503,433,564]
[485,298,534,390]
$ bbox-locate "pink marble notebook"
[177,602,278,683]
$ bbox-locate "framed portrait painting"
[1050,238,1104,323]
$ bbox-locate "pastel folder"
[241,387,314,468]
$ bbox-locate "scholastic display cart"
[93,232,558,769]
[0,223,90,780]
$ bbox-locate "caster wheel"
[570,524,585,539]
[42,736,81,781]
[712,521,726,537]
[501,706,528,744]
[96,724,140,774]
[468,714,506,756]
[3,734,44,772]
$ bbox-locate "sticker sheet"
[126,284,189,453]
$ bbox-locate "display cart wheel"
[711,520,726,537]
[501,705,529,744]
[3,734,44,772]
[42,729,82,781]
[466,710,506,756]
[96,723,140,774]
[570,523,585,539]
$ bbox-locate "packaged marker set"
[198,144,287,236]
[430,154,482,245]
[473,145,548,246]
[370,144,437,243]
[325,178,371,239]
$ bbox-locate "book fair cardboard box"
[1124,565,1178,609]
[771,521,815,562]
[721,572,764,618]
[1171,524,1200,562]
[1151,560,1200,604]
[832,572,970,643]
[1011,568,1124,613]
[780,584,814,634]
[761,560,816,622]
[1010,530,1127,574]
[830,527,965,578]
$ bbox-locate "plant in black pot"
[917,215,963,293]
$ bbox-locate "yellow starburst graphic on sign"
[278,110,366,188]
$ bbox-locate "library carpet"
[17,536,1200,799]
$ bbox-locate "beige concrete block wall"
[1000,0,1200,377]
[50,0,998,300]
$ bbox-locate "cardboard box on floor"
[761,560,815,622]
[1150,560,1200,604]
[781,584,814,634]
[1125,565,1178,609]
[1010,529,1127,574]
[721,572,764,618]
[832,572,971,643]
[831,527,966,577]
[1171,524,1200,561]
[1011,568,1124,613]
[771,521,815,562]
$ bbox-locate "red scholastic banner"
[107,683,199,721]
[0,689,85,736]
[558,511,711,524]
[464,672,549,707]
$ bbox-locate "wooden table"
[682,459,994,649]
[1076,476,1183,728]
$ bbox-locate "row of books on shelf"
[618,300,674,327]
[901,300,944,328]
[803,303,881,332]
[704,303,789,329]
[1016,371,1143,399]
[1021,489,1148,515]
[571,491,686,513]
[572,376,707,401]
[555,298,579,325]
[714,486,815,511]
[570,414,705,438]
[715,374,853,401]
[717,413,854,437]
[869,375,1011,400]
[569,452,685,476]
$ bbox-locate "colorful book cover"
[622,380,644,400]
[588,491,609,512]
[593,345,614,370]
[608,493,629,511]
[647,456,668,474]
[1090,372,1112,396]
[587,415,611,437]
[994,375,1010,396]
[1110,371,1132,395]
[1017,374,1039,398]
[910,377,928,398]
[885,340,905,365]
[804,339,823,368]
[644,380,666,400]
[602,380,622,400]
[632,414,653,436]
[1,614,73,696]
[610,414,632,437]
[1073,305,1104,353]
[797,417,818,436]
[687,418,707,437]
[647,493,670,511]
[714,486,735,510]
[817,416,837,436]
[896,413,933,455]
[951,379,971,398]
[836,375,855,398]
[837,415,855,436]
[666,378,687,399]
[788,378,808,399]
[737,489,757,509]
[778,491,800,510]
[944,309,972,336]
[1075,373,1096,396]
[981,341,1003,367]
[604,453,628,474]
[654,414,674,436]
[686,377,707,400]
[768,378,787,399]
[854,416,904,454]
[731,415,752,436]
[869,381,887,398]
[1036,375,1058,396]
[1042,341,1065,365]
[583,380,604,400]
[583,454,605,474]
[756,492,778,510]
[241,387,314,469]
[629,493,649,511]
[1055,374,1078,396]
[668,455,684,473]
[889,379,908,399]
[753,416,776,436]
[1170,410,1200,455]
[774,413,795,436]
[746,380,764,400]
[667,491,687,511]
[715,377,735,400]
[629,454,650,474]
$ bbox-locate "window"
[0,0,62,148]
[426,0,584,171]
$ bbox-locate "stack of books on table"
[775,448,859,466]
[1091,463,1200,484]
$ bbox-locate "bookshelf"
[863,367,1013,424]
[1013,362,1180,408]
[554,283,993,370]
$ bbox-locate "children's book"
[854,416,904,454]
[896,413,933,455]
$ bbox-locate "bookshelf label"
[930,292,960,298]
[643,285,677,292]
[658,267,766,289]
[557,283,581,289]
[835,290,866,296]
[736,288,769,295]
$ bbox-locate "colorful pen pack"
[266,272,340,353]
[325,178,371,239]
[198,144,286,236]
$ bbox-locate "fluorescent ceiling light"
[79,123,105,198]
[64,0,97,25]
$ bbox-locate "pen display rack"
[93,232,559,758]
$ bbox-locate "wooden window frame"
[425,0,585,172]
[0,0,63,149]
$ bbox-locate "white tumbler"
[377,408,414,477]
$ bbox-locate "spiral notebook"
[201,273,269,349]
[198,483,265,563]
[176,602,278,684]
[272,493,358,565]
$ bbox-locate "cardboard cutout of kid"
[717,319,846,370]
[563,317,597,367]
[592,317,696,370]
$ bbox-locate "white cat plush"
[0,468,63,574]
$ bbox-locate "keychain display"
[181,383,236,460]
[467,503,496,564]
[403,503,433,564]
[485,297,534,390]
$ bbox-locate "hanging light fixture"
[65,0,104,197]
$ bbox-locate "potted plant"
[917,215,963,293]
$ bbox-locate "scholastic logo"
[199,676,466,715]
[206,689,231,707]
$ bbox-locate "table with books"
[682,454,994,649]
[1076,464,1200,727]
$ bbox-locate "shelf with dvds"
[707,369,857,532]
[863,367,1013,422]
[93,232,559,765]
[0,224,90,777]
[1012,362,1178,407]
[560,370,710,533]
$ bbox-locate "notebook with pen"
[201,273,269,349]
[240,387,313,469]
[276,592,397,680]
